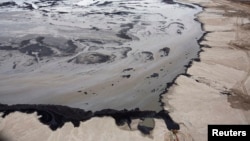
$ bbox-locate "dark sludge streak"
[0,1,17,7]
[162,0,175,4]
[177,3,196,9]
[96,1,113,7]
[162,0,196,9]
[58,11,68,14]
[122,74,131,78]
[0,104,179,134]
[82,11,134,17]
[104,11,134,16]
[122,68,134,72]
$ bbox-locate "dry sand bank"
[0,0,202,140]
[164,0,250,140]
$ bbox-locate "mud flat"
[163,0,250,140]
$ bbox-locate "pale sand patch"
[0,112,175,141]
[200,47,248,71]
[165,76,247,141]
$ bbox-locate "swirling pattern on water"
[0,0,203,112]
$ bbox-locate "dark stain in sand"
[227,89,250,111]
[0,131,11,141]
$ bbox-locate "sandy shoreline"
[0,0,250,141]
[164,0,250,140]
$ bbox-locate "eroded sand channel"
[0,0,203,112]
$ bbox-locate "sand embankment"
[164,0,250,140]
